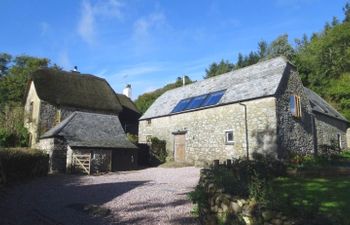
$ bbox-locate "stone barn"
[139,57,349,165]
[38,112,138,174]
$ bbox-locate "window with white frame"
[225,130,234,144]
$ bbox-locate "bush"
[149,137,167,165]
[0,148,48,184]
[0,105,29,147]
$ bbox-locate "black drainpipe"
[239,102,249,160]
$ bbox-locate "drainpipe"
[239,102,249,160]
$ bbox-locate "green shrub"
[0,148,48,184]
[149,137,167,164]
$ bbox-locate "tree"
[0,53,12,77]
[0,54,51,107]
[204,59,234,79]
[135,76,194,114]
[267,34,295,60]
[257,40,268,59]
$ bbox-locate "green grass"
[271,176,350,224]
[159,161,194,168]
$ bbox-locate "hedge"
[0,148,49,184]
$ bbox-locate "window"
[29,101,34,122]
[146,135,152,143]
[225,130,234,144]
[172,98,192,113]
[147,119,152,125]
[185,95,207,110]
[337,134,342,149]
[290,95,302,118]
[54,109,61,125]
[202,91,225,107]
[171,90,226,113]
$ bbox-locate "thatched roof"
[41,111,137,149]
[116,94,140,114]
[29,69,122,113]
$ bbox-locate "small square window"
[225,130,234,144]
[146,135,152,143]
[147,119,151,125]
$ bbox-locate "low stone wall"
[197,168,293,225]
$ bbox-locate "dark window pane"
[185,95,208,110]
[172,98,192,113]
[202,91,225,107]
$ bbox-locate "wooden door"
[175,134,186,162]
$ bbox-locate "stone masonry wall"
[139,97,278,165]
[69,148,112,174]
[37,137,67,173]
[275,65,315,157]
[314,113,348,150]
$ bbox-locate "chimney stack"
[182,75,186,86]
[71,66,80,73]
[123,84,132,99]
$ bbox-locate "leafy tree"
[135,76,194,114]
[267,34,295,60]
[0,54,51,107]
[204,59,234,79]
[0,53,12,77]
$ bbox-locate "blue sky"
[0,0,347,99]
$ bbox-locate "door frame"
[172,130,187,162]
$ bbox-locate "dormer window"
[290,95,302,118]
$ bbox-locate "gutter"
[239,102,249,160]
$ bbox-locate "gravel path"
[0,167,200,225]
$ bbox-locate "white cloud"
[58,50,72,70]
[111,64,163,79]
[40,22,50,36]
[133,11,166,41]
[77,0,124,45]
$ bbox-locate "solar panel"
[171,98,191,113]
[201,91,225,107]
[185,94,208,110]
[171,90,225,113]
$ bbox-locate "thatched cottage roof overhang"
[28,69,123,113]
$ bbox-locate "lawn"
[271,176,350,225]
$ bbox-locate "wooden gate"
[72,154,91,175]
[174,134,186,162]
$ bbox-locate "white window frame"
[225,130,234,145]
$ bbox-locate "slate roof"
[41,112,137,149]
[304,87,349,122]
[29,69,122,113]
[141,57,288,120]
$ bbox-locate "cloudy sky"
[0,0,347,99]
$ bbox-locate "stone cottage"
[139,57,349,164]
[24,68,139,173]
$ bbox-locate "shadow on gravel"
[0,177,149,225]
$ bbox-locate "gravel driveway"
[0,167,200,225]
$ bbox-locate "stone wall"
[37,137,67,173]
[70,148,112,174]
[314,113,348,150]
[139,97,278,165]
[197,168,293,225]
[275,65,315,157]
